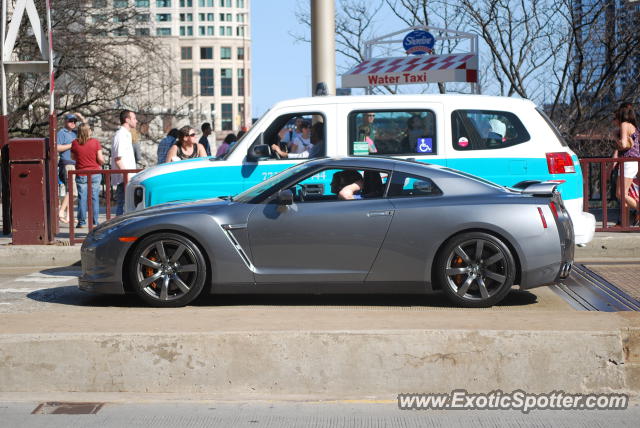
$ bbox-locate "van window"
[247,112,326,161]
[348,110,437,156]
[451,109,530,151]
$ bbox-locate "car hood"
[131,157,222,184]
[94,198,230,231]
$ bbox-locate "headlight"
[92,218,139,241]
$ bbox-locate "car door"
[246,170,394,283]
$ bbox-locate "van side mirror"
[277,189,293,206]
[246,133,269,161]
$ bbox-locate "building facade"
[134,0,251,135]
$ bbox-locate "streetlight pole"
[311,0,335,96]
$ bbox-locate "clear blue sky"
[251,1,312,118]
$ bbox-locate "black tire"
[435,232,516,308]
[127,232,207,307]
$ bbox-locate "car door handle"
[367,210,394,217]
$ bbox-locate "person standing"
[71,123,104,228]
[111,110,138,216]
[157,128,179,165]
[613,102,640,222]
[199,122,213,156]
[57,112,85,223]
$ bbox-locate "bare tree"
[4,0,176,138]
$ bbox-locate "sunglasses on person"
[189,133,197,137]
[67,118,78,123]
[366,114,375,118]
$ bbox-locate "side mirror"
[277,189,293,206]
[246,133,269,161]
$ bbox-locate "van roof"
[269,94,536,110]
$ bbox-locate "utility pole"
[311,0,335,96]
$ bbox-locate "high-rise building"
[134,0,251,135]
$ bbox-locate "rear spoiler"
[512,180,564,196]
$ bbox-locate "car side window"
[451,109,530,151]
[248,112,326,160]
[288,168,389,202]
[387,172,442,198]
[348,110,437,156]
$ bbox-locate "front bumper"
[78,232,127,295]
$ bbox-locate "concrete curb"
[576,234,640,260]
[0,245,80,267]
[1,328,638,397]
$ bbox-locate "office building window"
[237,47,244,60]
[135,13,150,22]
[236,13,244,22]
[93,0,107,8]
[113,28,128,36]
[207,26,215,35]
[181,69,193,97]
[179,0,192,6]
[135,0,149,6]
[219,26,226,36]
[221,47,231,59]
[180,13,193,22]
[135,28,150,36]
[236,0,244,7]
[221,68,232,96]
[156,27,171,36]
[221,104,232,130]
[156,14,171,22]
[201,69,214,96]
[219,13,232,21]
[199,0,213,5]
[199,26,206,36]
[207,13,214,21]
[226,26,232,35]
[181,47,192,59]
[179,26,193,36]
[236,26,244,37]
[199,13,205,21]
[156,0,171,7]
[237,69,244,96]
[114,0,128,7]
[200,47,213,59]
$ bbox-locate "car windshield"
[220,108,270,160]
[233,163,309,203]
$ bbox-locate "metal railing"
[67,168,141,245]
[580,157,640,232]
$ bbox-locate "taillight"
[549,201,559,219]
[537,207,548,228]
[546,152,576,174]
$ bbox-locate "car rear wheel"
[128,233,207,307]
[436,232,516,308]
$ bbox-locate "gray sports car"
[79,157,574,308]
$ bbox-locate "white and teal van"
[125,94,595,245]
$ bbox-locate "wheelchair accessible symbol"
[416,138,433,153]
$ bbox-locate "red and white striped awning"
[341,53,478,88]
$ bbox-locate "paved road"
[0,265,575,314]
[1,400,639,427]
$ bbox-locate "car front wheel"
[128,233,207,307]
[435,232,516,308]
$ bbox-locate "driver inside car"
[330,170,364,200]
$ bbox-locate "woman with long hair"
[613,102,640,221]
[165,125,207,163]
[71,122,104,228]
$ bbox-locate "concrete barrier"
[1,311,638,398]
[0,245,80,267]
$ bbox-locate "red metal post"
[48,113,58,239]
[601,160,608,229]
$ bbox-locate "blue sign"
[403,30,435,55]
[416,138,433,153]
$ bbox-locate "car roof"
[303,156,446,175]
[270,94,536,110]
